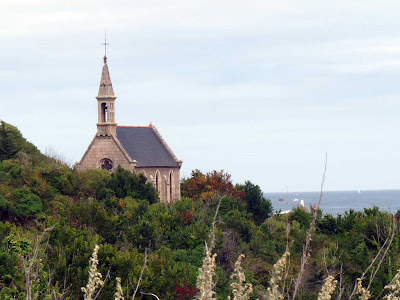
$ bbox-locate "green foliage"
[290,207,313,229]
[223,209,254,243]
[239,181,273,225]
[316,214,338,234]
[351,242,369,267]
[0,120,39,161]
[3,233,32,255]
[0,248,18,284]
[32,263,50,300]
[0,195,9,210]
[0,232,32,296]
[105,166,158,203]
[0,222,12,243]
[1,121,399,299]
[11,187,43,218]
[0,121,22,161]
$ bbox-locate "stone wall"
[76,135,135,172]
[136,167,181,203]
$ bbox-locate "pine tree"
[0,121,21,161]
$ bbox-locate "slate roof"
[116,126,180,168]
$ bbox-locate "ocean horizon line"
[264,188,400,195]
[266,189,400,216]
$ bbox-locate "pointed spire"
[97,56,115,98]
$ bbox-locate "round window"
[100,158,113,171]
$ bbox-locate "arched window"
[155,170,160,193]
[101,103,108,122]
[169,171,173,201]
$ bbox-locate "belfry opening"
[101,103,108,122]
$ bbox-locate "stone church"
[76,56,182,202]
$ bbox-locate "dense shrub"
[0,120,39,161]
[10,187,43,218]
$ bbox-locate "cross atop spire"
[97,48,115,98]
[102,30,109,62]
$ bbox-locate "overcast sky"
[1,1,400,192]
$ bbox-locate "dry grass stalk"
[228,254,253,300]
[318,275,337,300]
[114,277,124,300]
[266,251,290,300]
[196,242,217,300]
[382,268,400,299]
[195,196,223,299]
[81,245,104,300]
[356,278,371,300]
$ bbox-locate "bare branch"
[282,219,291,298]
[209,195,223,251]
[132,248,149,300]
[292,153,327,299]
[140,292,161,300]
[24,225,56,300]
[349,215,396,299]
[336,265,344,300]
[366,217,396,291]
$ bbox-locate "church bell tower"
[96,55,117,136]
[76,47,182,202]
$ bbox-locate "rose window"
[100,158,113,171]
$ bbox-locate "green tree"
[105,166,158,203]
[0,121,21,161]
[11,187,43,219]
[0,121,38,161]
[239,181,273,225]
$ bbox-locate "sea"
[264,189,400,216]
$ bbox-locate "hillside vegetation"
[0,120,399,300]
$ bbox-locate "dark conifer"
[0,121,21,161]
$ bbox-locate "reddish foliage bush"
[179,209,194,225]
[182,169,244,201]
[174,279,198,300]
